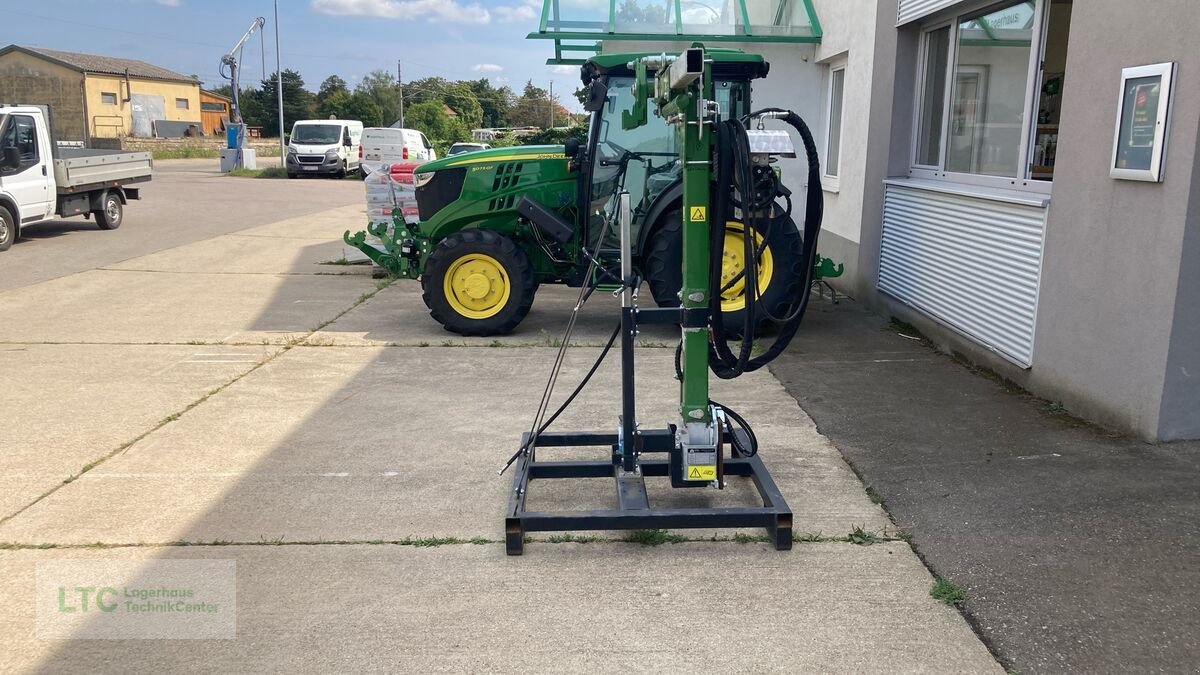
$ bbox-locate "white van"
[286,119,363,178]
[364,126,437,174]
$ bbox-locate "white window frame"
[908,0,1053,195]
[822,59,846,192]
[175,98,190,110]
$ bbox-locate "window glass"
[915,26,949,166]
[945,1,1034,177]
[826,67,845,177]
[101,92,117,106]
[589,75,676,237]
[201,102,226,112]
[1030,0,1071,180]
[2,115,40,163]
[175,98,190,110]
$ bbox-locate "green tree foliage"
[345,92,385,127]
[255,69,313,135]
[405,100,471,146]
[466,78,515,128]
[316,89,351,120]
[508,80,569,128]
[441,82,483,129]
[404,76,450,108]
[519,125,587,146]
[317,75,348,103]
[616,0,669,25]
[355,70,401,125]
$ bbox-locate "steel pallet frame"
[505,429,793,555]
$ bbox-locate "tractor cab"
[572,51,767,259]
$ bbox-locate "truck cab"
[0,104,152,253]
[0,106,55,241]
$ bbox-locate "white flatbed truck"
[0,104,152,252]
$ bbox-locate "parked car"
[0,104,151,253]
[285,119,363,178]
[448,142,492,155]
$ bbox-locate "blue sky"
[3,0,583,110]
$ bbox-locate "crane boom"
[219,16,266,126]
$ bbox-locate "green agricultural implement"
[345,48,826,337]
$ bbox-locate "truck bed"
[53,148,153,191]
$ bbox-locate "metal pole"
[397,60,404,128]
[274,0,285,159]
[617,191,639,473]
[548,80,553,128]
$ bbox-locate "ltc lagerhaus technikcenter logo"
[36,559,236,639]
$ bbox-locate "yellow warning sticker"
[689,206,706,222]
[687,466,717,481]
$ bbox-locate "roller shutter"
[878,182,1048,367]
[897,0,963,26]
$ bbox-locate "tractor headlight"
[413,171,434,188]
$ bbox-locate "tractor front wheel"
[422,230,535,336]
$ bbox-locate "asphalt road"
[0,159,362,292]
[771,299,1200,674]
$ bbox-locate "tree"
[316,89,351,120]
[356,70,401,124]
[467,78,514,128]
[508,80,568,128]
[405,100,469,143]
[317,75,348,103]
[405,76,450,108]
[258,69,313,135]
[441,82,483,129]
[345,91,384,127]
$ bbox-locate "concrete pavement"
[0,178,999,671]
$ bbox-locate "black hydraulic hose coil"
[707,108,825,380]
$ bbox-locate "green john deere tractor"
[344,48,803,336]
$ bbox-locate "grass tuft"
[226,166,289,179]
[624,529,687,546]
[930,577,968,607]
[848,525,881,546]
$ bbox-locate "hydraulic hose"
[707,108,824,380]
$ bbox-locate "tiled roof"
[1,44,198,83]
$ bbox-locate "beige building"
[0,44,201,141]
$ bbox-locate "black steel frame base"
[505,430,793,556]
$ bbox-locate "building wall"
[199,91,230,136]
[0,51,86,141]
[1030,0,1200,439]
[82,75,200,138]
[805,0,881,297]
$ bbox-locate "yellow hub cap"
[444,253,511,319]
[720,222,773,313]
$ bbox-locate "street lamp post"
[274,0,285,158]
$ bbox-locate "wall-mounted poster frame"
[1110,62,1176,182]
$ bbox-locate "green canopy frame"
[528,0,822,64]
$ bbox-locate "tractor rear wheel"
[644,209,804,335]
[422,230,535,336]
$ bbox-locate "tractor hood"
[415,145,567,175]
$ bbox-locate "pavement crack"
[0,532,906,551]
[0,279,395,526]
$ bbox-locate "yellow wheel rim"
[720,222,773,313]
[443,253,511,319]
